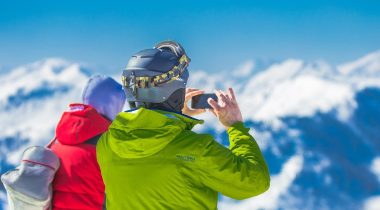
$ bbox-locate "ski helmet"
[122,41,190,112]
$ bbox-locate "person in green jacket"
[96,41,270,210]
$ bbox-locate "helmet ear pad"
[147,88,186,113]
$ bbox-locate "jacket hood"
[82,75,126,120]
[56,104,111,145]
[108,108,203,158]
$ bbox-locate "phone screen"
[191,93,218,109]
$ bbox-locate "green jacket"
[97,108,270,210]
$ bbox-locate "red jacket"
[51,104,111,210]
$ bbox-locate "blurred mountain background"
[1,50,379,210]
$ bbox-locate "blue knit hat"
[82,75,126,120]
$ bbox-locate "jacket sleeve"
[196,122,270,200]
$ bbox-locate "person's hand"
[182,88,206,116]
[208,88,243,129]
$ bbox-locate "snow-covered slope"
[190,50,380,124]
[338,50,380,77]
[1,51,380,210]
[0,58,89,164]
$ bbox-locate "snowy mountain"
[1,51,380,210]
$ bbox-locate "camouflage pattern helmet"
[122,41,190,107]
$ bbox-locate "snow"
[249,75,354,121]
[249,129,272,151]
[0,58,88,165]
[189,51,380,126]
[337,50,380,91]
[312,158,331,174]
[232,60,255,77]
[2,51,375,164]
[3,51,380,142]
[0,58,73,103]
[363,195,380,210]
[0,191,7,210]
[338,50,380,76]
[1,50,380,210]
[370,157,380,183]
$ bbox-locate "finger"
[208,98,221,111]
[185,90,204,104]
[217,90,230,106]
[219,90,229,99]
[226,88,233,101]
[186,87,198,91]
[195,109,206,115]
[215,90,226,101]
[186,88,199,94]
[214,90,223,106]
[184,90,203,104]
[186,90,204,98]
[214,90,226,107]
[228,87,237,102]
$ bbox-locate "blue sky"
[0,0,379,74]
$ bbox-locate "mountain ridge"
[1,51,380,210]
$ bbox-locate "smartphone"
[191,93,218,109]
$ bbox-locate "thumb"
[208,98,221,111]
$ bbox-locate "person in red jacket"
[50,75,126,210]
